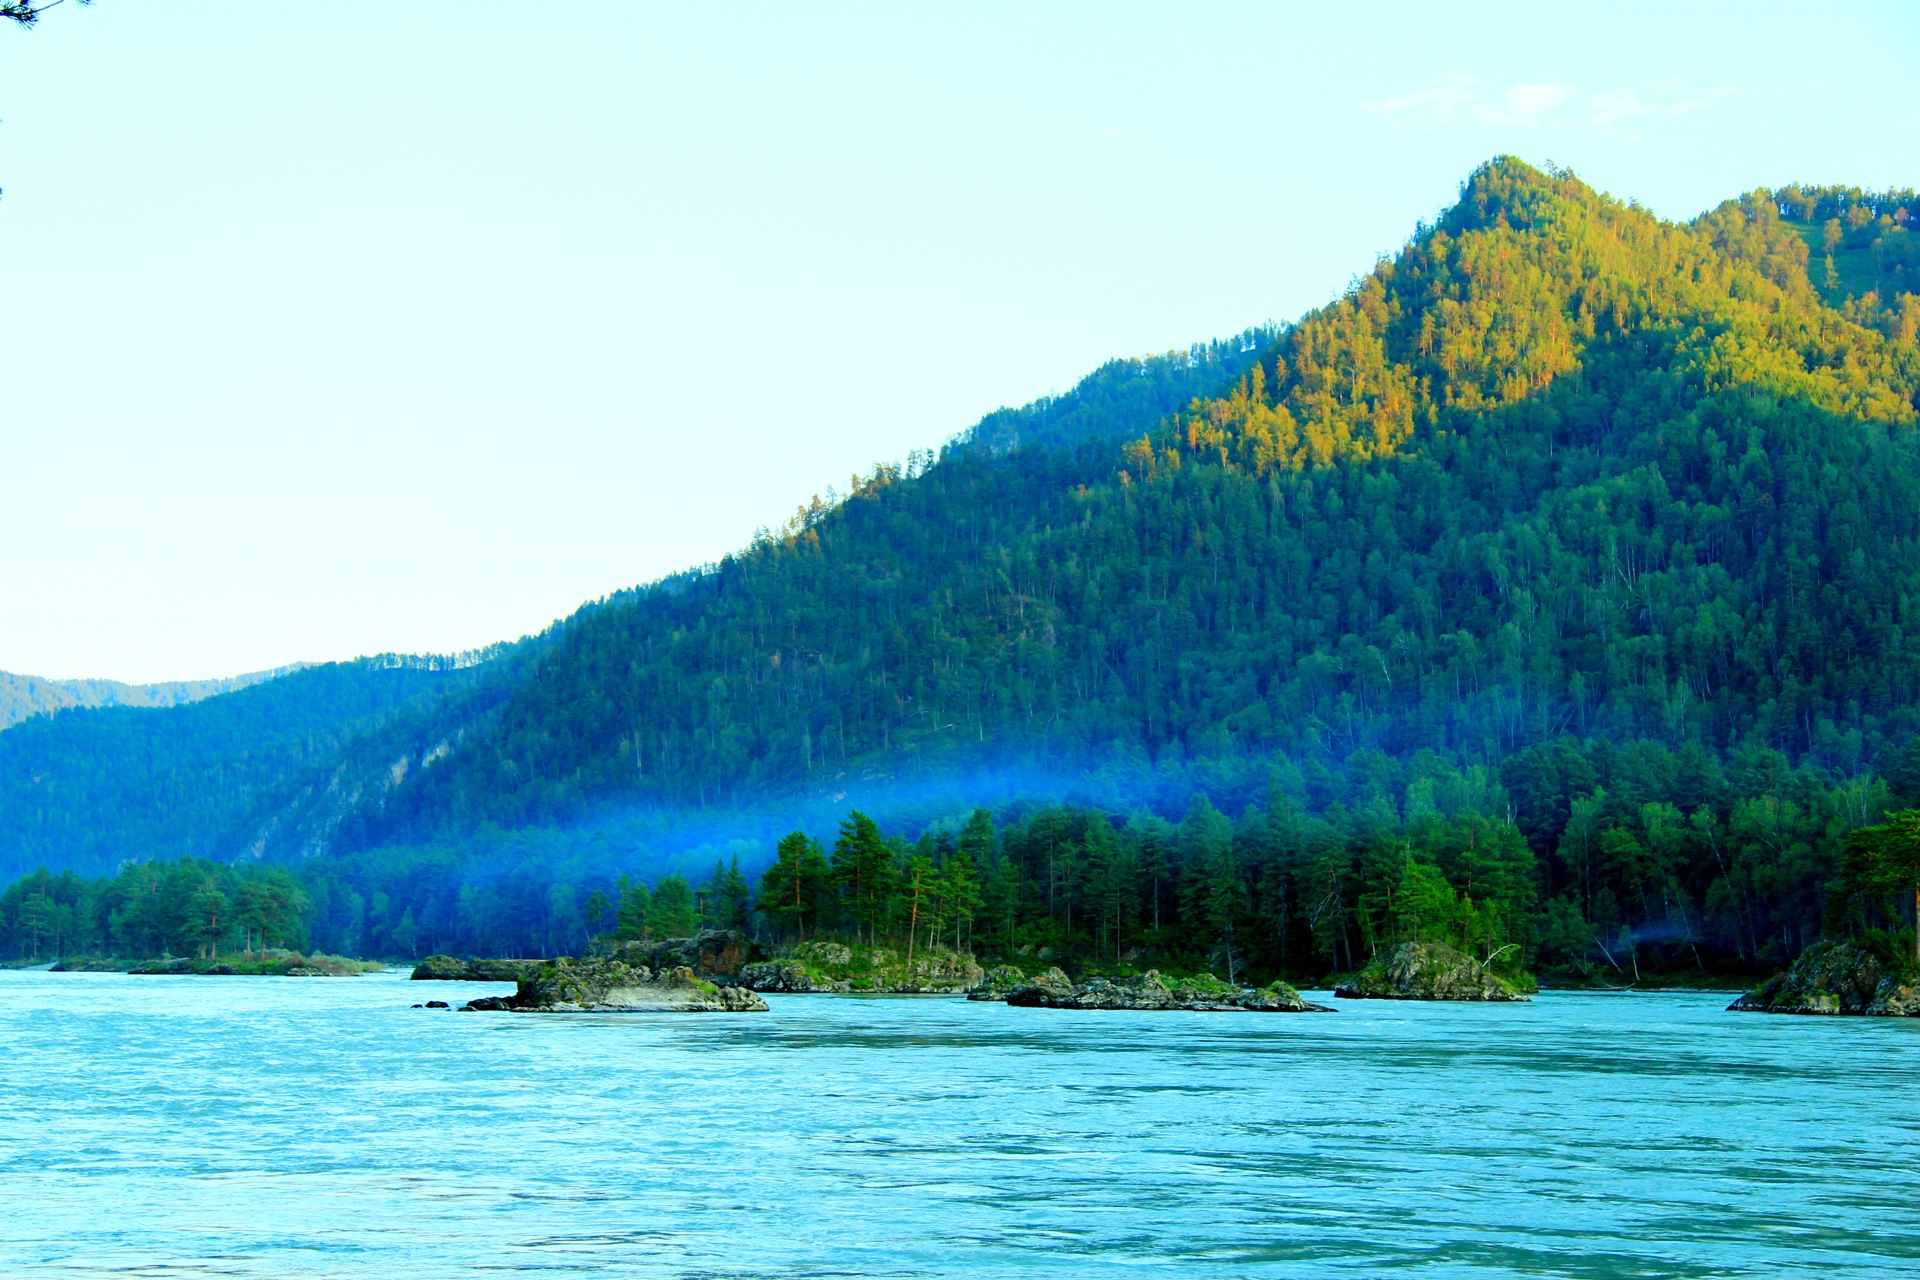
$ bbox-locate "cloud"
[1360,76,1734,142]
[1584,82,1737,142]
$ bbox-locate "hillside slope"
[0,337,1265,878]
[0,656,514,880]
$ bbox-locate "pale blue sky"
[2,1,1915,681]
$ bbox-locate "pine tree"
[717,856,752,931]
[650,874,696,939]
[613,875,651,942]
[832,811,893,944]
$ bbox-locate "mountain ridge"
[0,665,309,732]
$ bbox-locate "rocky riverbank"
[55,951,383,977]
[1334,941,1532,1001]
[1728,941,1920,1016]
[998,967,1333,1012]
[738,939,984,993]
[410,955,543,982]
[459,957,768,1012]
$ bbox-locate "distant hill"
[0,654,521,880]
[0,666,305,731]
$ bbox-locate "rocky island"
[738,939,983,993]
[1727,941,1920,1016]
[409,955,543,982]
[1333,941,1532,1002]
[996,967,1334,1012]
[458,956,768,1012]
[52,951,383,977]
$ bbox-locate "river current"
[0,969,1913,1278]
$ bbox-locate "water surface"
[1,970,1913,1278]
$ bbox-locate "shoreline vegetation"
[43,950,384,976]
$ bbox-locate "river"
[0,969,1913,1278]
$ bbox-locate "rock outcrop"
[1003,968,1334,1012]
[410,956,542,982]
[738,958,822,992]
[123,951,380,977]
[459,957,768,1012]
[610,930,754,983]
[1728,941,1920,1016]
[965,964,1030,1001]
[1334,941,1532,1001]
[738,939,983,993]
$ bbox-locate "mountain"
[0,665,305,731]
[3,157,1918,971]
[345,159,1920,838]
[0,654,519,880]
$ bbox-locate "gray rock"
[411,955,541,982]
[464,958,769,1013]
[1004,968,1333,1012]
[1334,942,1531,1002]
[611,931,755,984]
[1729,941,1920,1016]
[739,959,827,993]
[966,964,1029,1001]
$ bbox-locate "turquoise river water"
[0,969,1914,1278]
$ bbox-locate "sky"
[1,1,1915,683]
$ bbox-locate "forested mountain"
[0,665,302,731]
[0,655,512,880]
[352,159,1920,841]
[4,157,1918,977]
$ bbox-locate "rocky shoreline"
[457,957,769,1012]
[1000,967,1334,1012]
[1334,941,1532,1002]
[1727,941,1920,1016]
[48,952,382,977]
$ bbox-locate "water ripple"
[0,973,1914,1277]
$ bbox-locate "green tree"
[187,879,229,959]
[613,875,651,941]
[758,831,831,940]
[582,888,611,936]
[1842,809,1920,962]
[938,845,982,952]
[650,874,695,939]
[832,811,893,944]
[900,853,933,964]
[715,855,752,931]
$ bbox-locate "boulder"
[128,958,196,976]
[1004,966,1074,1004]
[1334,941,1532,1001]
[459,995,514,1012]
[1728,941,1920,1016]
[48,957,125,973]
[461,958,768,1012]
[739,959,829,992]
[966,964,1029,1001]
[1239,979,1332,1012]
[612,930,754,983]
[1005,968,1333,1012]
